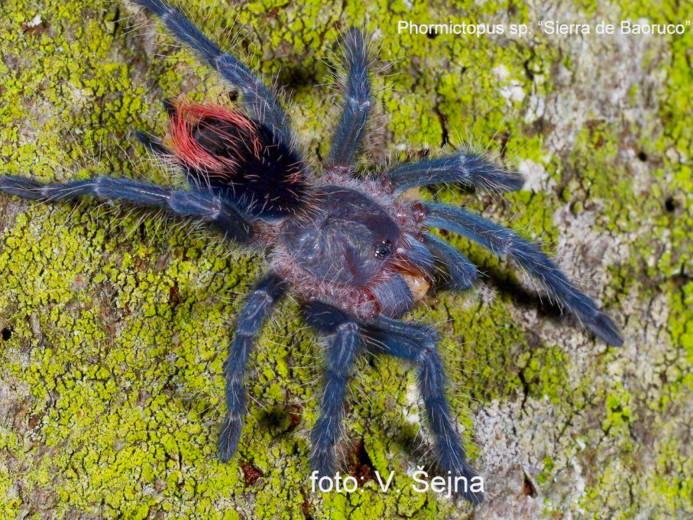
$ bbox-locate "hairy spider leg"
[328,28,371,169]
[135,130,172,157]
[132,0,292,145]
[384,153,525,193]
[399,233,436,271]
[218,274,287,461]
[422,232,478,291]
[362,315,484,505]
[0,175,253,242]
[303,301,361,476]
[421,202,624,346]
[368,272,415,318]
[134,101,177,158]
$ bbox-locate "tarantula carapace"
[0,0,623,504]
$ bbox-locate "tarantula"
[0,0,623,504]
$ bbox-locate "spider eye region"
[374,240,393,259]
[281,187,400,286]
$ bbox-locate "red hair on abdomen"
[163,100,310,219]
[167,102,261,175]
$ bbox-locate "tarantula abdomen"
[167,102,310,218]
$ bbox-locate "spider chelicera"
[0,0,623,504]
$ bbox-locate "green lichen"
[1,0,691,518]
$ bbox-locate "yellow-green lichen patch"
[1,0,691,518]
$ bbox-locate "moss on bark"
[0,0,691,518]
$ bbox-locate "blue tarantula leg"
[162,98,176,116]
[218,274,287,461]
[134,99,177,154]
[132,0,291,144]
[328,28,371,169]
[361,316,484,505]
[422,232,478,290]
[401,233,436,273]
[0,175,253,242]
[303,301,360,476]
[421,202,624,346]
[135,130,171,157]
[385,152,524,194]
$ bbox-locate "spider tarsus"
[217,415,242,462]
[587,311,624,346]
[162,98,176,116]
[309,449,337,480]
[134,130,169,157]
[489,169,525,192]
